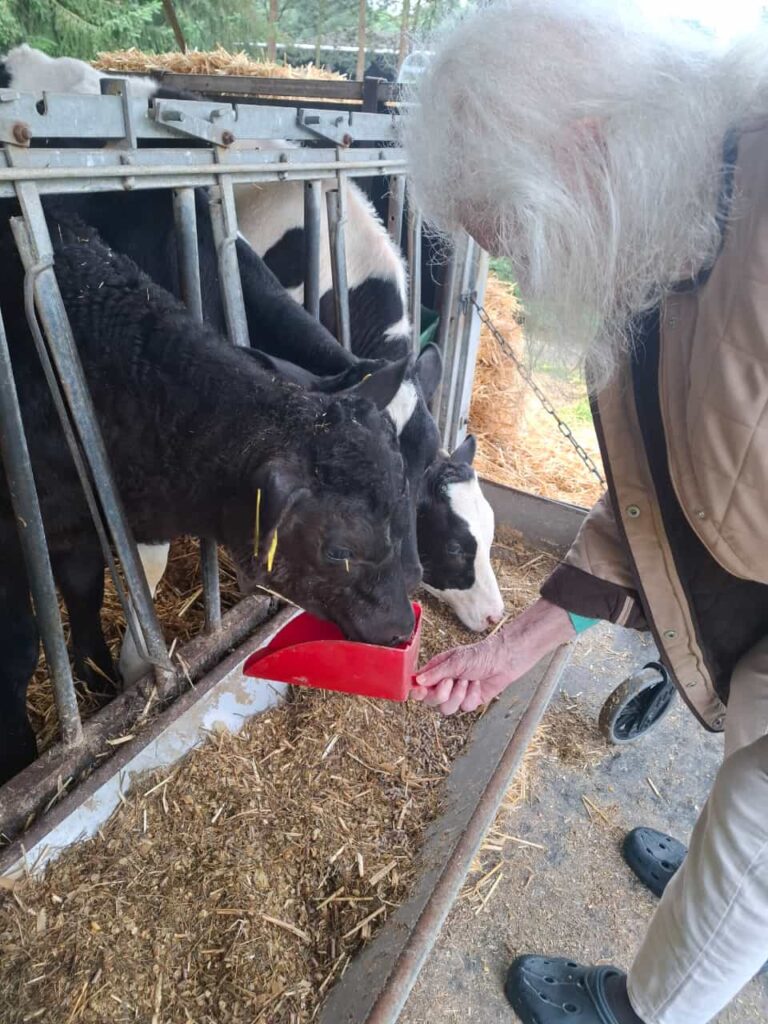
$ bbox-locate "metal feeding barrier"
[0,77,489,839]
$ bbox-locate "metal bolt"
[626,504,641,518]
[696,509,706,520]
[713,716,725,730]
[342,132,353,147]
[12,122,31,145]
[221,130,235,146]
[663,629,678,640]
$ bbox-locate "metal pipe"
[172,188,221,633]
[0,303,83,748]
[209,177,250,348]
[0,158,407,184]
[12,189,172,677]
[429,249,458,421]
[303,180,322,319]
[387,174,406,248]
[326,185,352,351]
[364,647,571,1024]
[406,203,422,356]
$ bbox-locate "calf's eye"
[445,540,463,556]
[326,546,354,564]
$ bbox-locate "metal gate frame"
[0,78,486,842]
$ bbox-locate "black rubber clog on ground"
[505,956,625,1023]
[622,827,687,898]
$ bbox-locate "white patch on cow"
[118,542,170,685]
[426,474,505,632]
[5,44,158,101]
[385,380,418,437]
[234,173,412,343]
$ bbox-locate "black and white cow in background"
[0,205,415,782]
[0,46,504,653]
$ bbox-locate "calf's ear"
[351,354,413,411]
[450,434,477,465]
[414,343,443,403]
[243,348,320,389]
[252,460,311,559]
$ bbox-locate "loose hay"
[2,539,556,1024]
[93,47,345,81]
[468,274,604,508]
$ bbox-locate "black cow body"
[0,209,413,783]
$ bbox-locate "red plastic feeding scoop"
[242,602,422,702]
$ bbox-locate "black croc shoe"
[505,955,625,1023]
[622,827,687,898]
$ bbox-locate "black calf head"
[234,359,415,647]
[417,435,504,632]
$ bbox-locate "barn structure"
[0,67,617,1021]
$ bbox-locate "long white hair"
[401,0,768,384]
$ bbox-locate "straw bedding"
[2,531,555,1024]
[468,275,604,509]
[93,47,346,82]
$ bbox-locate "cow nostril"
[487,613,502,626]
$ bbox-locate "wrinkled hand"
[411,599,575,715]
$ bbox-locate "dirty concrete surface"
[402,624,768,1024]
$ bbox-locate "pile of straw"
[3,536,555,1024]
[468,275,604,508]
[93,46,346,81]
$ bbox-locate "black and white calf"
[235,178,411,357]
[418,436,504,633]
[0,207,414,782]
[2,44,503,638]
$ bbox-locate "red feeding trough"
[242,602,422,702]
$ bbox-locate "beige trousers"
[627,636,768,1024]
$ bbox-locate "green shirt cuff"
[568,612,599,634]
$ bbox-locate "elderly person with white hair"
[404,3,768,1023]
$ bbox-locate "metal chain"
[471,297,606,486]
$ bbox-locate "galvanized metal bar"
[99,77,137,149]
[12,186,172,677]
[0,302,83,747]
[208,175,250,348]
[434,234,470,443]
[387,174,406,248]
[0,152,408,199]
[0,92,400,144]
[442,235,479,451]
[320,645,571,1024]
[326,183,352,351]
[429,250,458,422]
[406,202,423,355]
[447,247,489,450]
[303,179,323,319]
[172,187,222,633]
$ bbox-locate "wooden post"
[267,0,279,62]
[398,0,411,71]
[356,0,367,81]
[161,0,187,53]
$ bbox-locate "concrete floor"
[402,624,768,1024]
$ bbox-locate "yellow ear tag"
[253,488,262,556]
[345,558,350,573]
[266,528,278,573]
[361,373,372,382]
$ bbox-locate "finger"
[460,680,484,713]
[422,678,455,707]
[415,650,466,688]
[410,685,428,701]
[440,678,469,716]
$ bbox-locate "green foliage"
[0,0,472,68]
[0,0,172,59]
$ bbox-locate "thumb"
[415,646,467,688]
